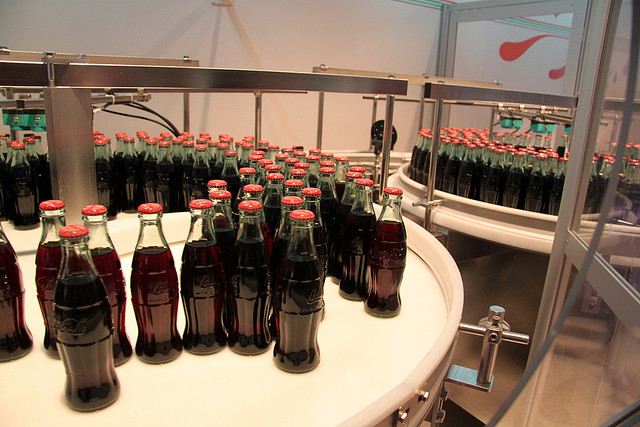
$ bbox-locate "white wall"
[0,0,442,152]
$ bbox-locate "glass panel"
[497,280,640,426]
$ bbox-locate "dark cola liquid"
[327,201,351,280]
[312,224,328,280]
[35,242,62,358]
[222,173,240,207]
[55,274,119,412]
[95,158,116,219]
[131,247,182,363]
[123,154,140,213]
[525,171,545,213]
[91,248,132,366]
[180,241,227,355]
[503,169,525,209]
[274,259,323,373]
[335,181,346,202]
[227,240,272,355]
[339,211,376,301]
[321,197,338,278]
[483,165,505,205]
[366,221,407,317]
[549,175,565,216]
[10,164,38,228]
[263,205,281,239]
[190,165,210,200]
[0,243,33,361]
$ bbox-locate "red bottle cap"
[138,203,163,214]
[248,154,263,161]
[195,144,207,150]
[309,149,321,154]
[93,139,106,145]
[189,199,213,210]
[238,200,262,211]
[59,224,89,239]
[124,137,135,142]
[199,133,210,137]
[244,184,263,194]
[301,187,322,197]
[158,141,171,147]
[265,164,281,172]
[243,142,255,149]
[321,152,334,158]
[268,144,280,150]
[225,150,237,156]
[275,153,289,160]
[336,156,350,162]
[345,172,363,179]
[208,140,218,146]
[319,161,335,167]
[267,172,285,181]
[349,166,366,173]
[207,179,227,188]
[281,196,304,206]
[251,150,266,156]
[183,141,195,147]
[319,167,335,174]
[294,162,310,169]
[293,150,306,157]
[285,158,299,165]
[290,169,307,176]
[239,167,256,175]
[306,155,320,161]
[356,178,374,186]
[258,159,273,166]
[13,142,26,149]
[284,179,303,188]
[39,200,65,210]
[282,148,294,153]
[81,204,107,216]
[384,187,403,196]
[209,190,232,200]
[218,143,230,149]
[290,209,315,221]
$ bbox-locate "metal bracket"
[0,46,9,55]
[412,199,444,208]
[444,306,529,392]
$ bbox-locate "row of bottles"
[0,134,52,228]
[407,127,630,216]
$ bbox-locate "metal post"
[183,92,190,132]
[379,95,395,202]
[477,306,505,386]
[316,91,324,150]
[371,96,378,149]
[254,90,262,140]
[418,84,426,132]
[424,99,443,230]
[43,87,97,225]
[489,106,496,139]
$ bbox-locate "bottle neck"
[277,205,299,236]
[351,186,375,215]
[303,197,323,226]
[222,156,238,174]
[341,178,358,204]
[0,222,9,245]
[11,148,28,167]
[135,214,169,250]
[378,194,403,223]
[237,211,264,242]
[60,236,98,278]
[194,150,210,167]
[39,212,66,245]
[144,144,157,161]
[318,175,336,199]
[186,209,216,244]
[94,144,109,161]
[211,200,234,231]
[286,220,316,262]
[157,146,172,163]
[83,215,115,252]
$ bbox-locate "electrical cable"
[123,101,180,136]
[99,107,178,135]
[487,0,640,425]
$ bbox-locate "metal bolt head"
[397,410,409,423]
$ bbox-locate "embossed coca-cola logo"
[55,317,89,334]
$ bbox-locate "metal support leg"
[424,99,443,231]
[254,90,262,140]
[417,84,426,132]
[316,91,324,150]
[183,92,190,132]
[370,96,378,150]
[379,95,395,202]
[43,87,96,224]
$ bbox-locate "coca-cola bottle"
[54,224,120,411]
[171,137,185,209]
[123,137,140,213]
[155,141,178,213]
[94,139,116,219]
[443,141,463,195]
[334,156,350,200]
[227,200,272,355]
[456,143,476,198]
[317,167,338,272]
[221,150,240,207]
[306,155,321,188]
[416,130,432,185]
[301,187,328,280]
[8,142,39,228]
[208,189,236,276]
[339,179,376,301]
[112,133,127,213]
[366,187,407,317]
[275,153,289,170]
[82,204,132,366]
[232,167,257,227]
[263,172,284,234]
[435,137,451,190]
[207,179,227,193]
[181,199,227,354]
[0,222,33,361]
[273,209,323,373]
[191,143,211,200]
[35,199,66,358]
[284,179,304,198]
[502,151,527,209]
[267,144,279,161]
[239,142,253,169]
[181,141,196,209]
[549,157,568,216]
[327,171,362,281]
[256,158,273,188]
[244,184,273,255]
[290,168,308,188]
[142,138,158,204]
[212,142,229,179]
[271,195,305,282]
[130,203,182,363]
[524,154,547,213]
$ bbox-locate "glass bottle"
[8,142,39,228]
[484,148,507,205]
[181,140,196,209]
[130,203,182,363]
[227,200,272,355]
[256,158,273,188]
[207,179,227,193]
[525,154,547,213]
[435,137,451,190]
[142,139,158,204]
[239,142,253,169]
[212,142,229,179]
[417,130,433,185]
[275,153,289,170]
[366,187,407,317]
[244,184,273,255]
[155,141,179,213]
[35,199,66,358]
[289,168,309,188]
[549,158,568,216]
[284,158,298,180]
[93,139,116,219]
[328,171,363,280]
[221,150,240,207]
[0,222,32,361]
[339,178,376,301]
[304,155,320,189]
[334,156,350,200]
[263,172,285,236]
[181,199,227,354]
[112,133,127,213]
[54,224,120,411]
[456,143,476,198]
[232,167,257,227]
[443,141,463,195]
[208,190,237,275]
[82,204,132,366]
[502,151,527,209]
[317,167,338,273]
[123,137,140,213]
[301,187,328,281]
[284,179,304,198]
[273,209,323,373]
[191,144,211,200]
